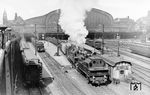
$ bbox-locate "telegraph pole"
[34,24,37,55]
[101,24,104,55]
[117,33,120,57]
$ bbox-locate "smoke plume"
[59,0,98,45]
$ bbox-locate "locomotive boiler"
[65,44,111,86]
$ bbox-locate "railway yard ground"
[22,40,150,95]
[4,39,150,95]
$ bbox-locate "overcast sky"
[0,0,150,24]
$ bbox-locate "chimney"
[15,13,18,20]
[3,10,8,25]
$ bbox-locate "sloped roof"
[101,54,132,67]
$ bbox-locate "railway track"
[132,65,150,87]
[28,87,43,95]
[132,72,150,87]
[70,66,118,95]
[133,65,150,76]
[106,42,150,64]
[105,44,150,69]
[39,53,86,95]
[104,43,150,87]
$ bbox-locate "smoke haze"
[59,0,98,45]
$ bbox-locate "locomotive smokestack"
[59,0,98,45]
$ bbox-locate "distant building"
[112,16,136,32]
[135,11,150,32]
[135,11,150,41]
[3,11,25,26]
[3,8,115,33]
[3,8,136,34]
[3,11,25,32]
[25,8,114,33]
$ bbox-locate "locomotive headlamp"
[92,76,95,79]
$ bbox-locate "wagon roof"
[101,54,132,67]
[24,49,38,60]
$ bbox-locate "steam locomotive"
[36,41,45,52]
[20,40,42,86]
[77,55,111,86]
[66,44,111,86]
[85,39,102,50]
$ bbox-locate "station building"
[3,8,141,39]
[3,8,114,33]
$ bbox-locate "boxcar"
[21,44,42,86]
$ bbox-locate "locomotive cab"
[77,55,111,86]
[87,56,110,85]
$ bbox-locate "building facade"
[3,8,137,35]
[3,8,114,33]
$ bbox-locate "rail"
[105,43,150,87]
[39,52,86,95]
[28,87,43,95]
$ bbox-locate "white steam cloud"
[59,0,98,45]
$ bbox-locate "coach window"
[99,60,101,64]
[93,60,96,64]
[89,62,92,67]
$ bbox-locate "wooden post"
[35,24,37,55]
[101,24,104,55]
[117,33,120,57]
